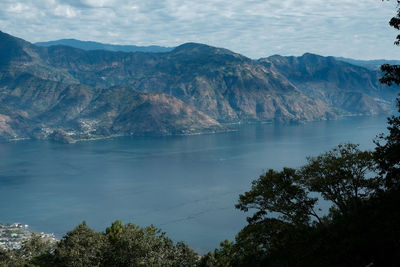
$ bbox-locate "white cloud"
[7,3,29,13]
[54,4,79,18]
[81,0,117,8]
[0,0,399,59]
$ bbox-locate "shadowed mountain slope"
[0,72,221,142]
[0,31,398,142]
[38,42,334,122]
[260,53,398,115]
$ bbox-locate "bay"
[0,115,388,253]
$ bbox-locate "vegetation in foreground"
[0,221,198,267]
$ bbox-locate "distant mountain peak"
[0,30,31,48]
[334,56,400,70]
[301,52,325,59]
[302,52,318,56]
[173,42,234,54]
[170,42,247,63]
[35,38,174,53]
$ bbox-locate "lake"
[0,115,389,254]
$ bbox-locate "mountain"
[260,53,398,115]
[0,30,398,142]
[35,39,174,53]
[38,42,333,123]
[0,72,221,143]
[0,32,222,142]
[334,57,400,70]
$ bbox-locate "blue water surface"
[0,115,388,253]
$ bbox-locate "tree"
[377,0,400,191]
[199,240,239,267]
[0,234,55,267]
[53,221,105,267]
[380,0,400,86]
[22,233,53,257]
[0,220,199,267]
[104,222,172,266]
[205,144,381,266]
[171,241,199,267]
[0,249,13,267]
[374,96,400,190]
[236,168,320,226]
[236,144,377,226]
[21,233,55,266]
[103,221,199,267]
[300,143,377,214]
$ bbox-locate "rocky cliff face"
[0,31,397,142]
[260,53,397,115]
[36,42,333,122]
[0,32,224,142]
[0,72,222,142]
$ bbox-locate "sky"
[0,0,400,60]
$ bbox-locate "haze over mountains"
[334,57,400,70]
[0,30,398,143]
[35,39,174,53]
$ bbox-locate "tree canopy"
[0,221,198,267]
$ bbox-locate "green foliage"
[172,241,199,267]
[104,222,199,266]
[199,240,239,267]
[23,233,53,256]
[0,249,13,267]
[236,144,378,228]
[375,97,400,190]
[53,221,105,267]
[380,0,400,85]
[22,233,54,267]
[103,223,175,266]
[105,220,123,242]
[0,233,54,267]
[0,220,199,267]
[300,143,377,213]
[205,142,398,266]
[236,168,318,225]
[376,1,400,190]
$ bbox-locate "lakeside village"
[0,222,57,250]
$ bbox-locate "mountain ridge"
[0,31,398,143]
[260,53,396,115]
[334,56,400,70]
[35,38,174,53]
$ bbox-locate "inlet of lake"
[0,115,389,254]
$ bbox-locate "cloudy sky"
[0,0,400,59]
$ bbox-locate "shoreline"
[0,113,390,144]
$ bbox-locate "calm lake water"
[0,115,389,253]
